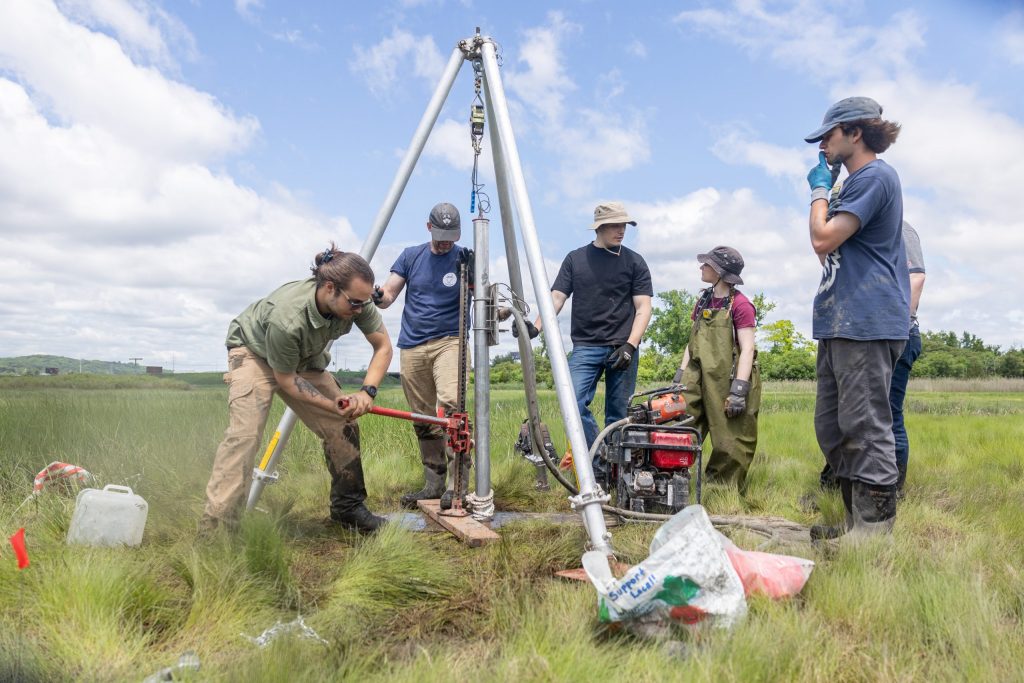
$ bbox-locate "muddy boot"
[400,438,448,509]
[847,479,897,538]
[440,451,471,511]
[331,504,387,533]
[810,477,853,541]
[895,463,908,501]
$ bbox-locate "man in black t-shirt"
[525,202,653,454]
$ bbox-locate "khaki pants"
[400,337,462,441]
[203,347,365,523]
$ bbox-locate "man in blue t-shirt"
[804,96,910,539]
[374,202,471,509]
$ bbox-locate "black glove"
[372,285,384,305]
[673,368,684,385]
[513,320,540,339]
[607,342,636,371]
[724,379,751,418]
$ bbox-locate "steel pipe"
[472,216,492,506]
[480,40,612,555]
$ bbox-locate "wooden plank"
[416,499,500,547]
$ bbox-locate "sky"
[1,0,1022,373]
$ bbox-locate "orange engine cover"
[647,393,687,424]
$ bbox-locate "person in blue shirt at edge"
[374,202,473,510]
[803,96,911,541]
[519,202,654,484]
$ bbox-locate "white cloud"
[234,0,262,22]
[0,1,369,371]
[350,28,445,97]
[626,39,647,59]
[997,11,1024,66]
[56,0,197,69]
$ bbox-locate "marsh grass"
[1,382,1023,681]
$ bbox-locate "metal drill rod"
[479,40,613,555]
[472,216,491,505]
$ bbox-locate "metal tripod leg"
[480,40,612,556]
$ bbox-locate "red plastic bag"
[717,533,814,599]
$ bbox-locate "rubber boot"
[440,450,471,511]
[847,479,897,538]
[400,438,448,509]
[895,463,908,501]
[810,477,853,541]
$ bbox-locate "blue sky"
[1,0,1022,372]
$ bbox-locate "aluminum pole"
[480,40,612,555]
[248,46,468,512]
[472,216,493,517]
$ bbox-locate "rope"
[468,490,494,521]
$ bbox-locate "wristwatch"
[360,384,378,399]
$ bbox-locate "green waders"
[680,295,761,492]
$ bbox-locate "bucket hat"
[590,202,637,230]
[698,246,745,285]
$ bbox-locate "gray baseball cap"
[805,96,883,143]
[428,202,461,241]
[698,246,745,285]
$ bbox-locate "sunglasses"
[340,287,373,310]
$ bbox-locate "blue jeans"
[567,345,640,450]
[889,330,922,470]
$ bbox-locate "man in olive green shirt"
[200,247,394,533]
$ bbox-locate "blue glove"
[807,152,833,190]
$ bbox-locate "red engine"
[649,432,696,469]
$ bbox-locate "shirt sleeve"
[902,223,926,273]
[551,255,574,295]
[263,321,301,373]
[834,168,886,231]
[632,255,654,297]
[391,247,410,278]
[731,297,757,329]
[354,303,384,336]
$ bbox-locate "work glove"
[512,320,540,339]
[607,342,636,371]
[807,152,832,203]
[724,379,751,418]
[673,367,684,385]
[372,285,384,306]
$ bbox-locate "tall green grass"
[1,382,1022,681]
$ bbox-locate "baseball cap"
[590,201,637,230]
[428,202,461,241]
[698,246,745,285]
[805,96,883,143]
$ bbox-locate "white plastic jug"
[66,484,148,547]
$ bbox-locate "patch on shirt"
[442,272,457,287]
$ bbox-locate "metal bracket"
[252,468,279,484]
[568,488,611,510]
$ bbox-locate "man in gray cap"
[374,202,473,509]
[804,97,911,539]
[524,202,653,468]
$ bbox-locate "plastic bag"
[582,505,746,628]
[716,532,814,599]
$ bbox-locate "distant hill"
[0,355,401,386]
[0,355,150,376]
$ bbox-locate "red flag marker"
[9,528,29,569]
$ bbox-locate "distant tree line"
[488,290,1024,384]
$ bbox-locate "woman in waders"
[673,246,760,493]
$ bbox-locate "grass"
[1,378,1023,681]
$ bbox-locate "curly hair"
[840,118,901,154]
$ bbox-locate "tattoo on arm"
[293,376,323,400]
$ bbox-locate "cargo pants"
[202,346,367,524]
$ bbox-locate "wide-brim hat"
[590,201,637,230]
[805,96,883,143]
[698,246,745,285]
[429,202,461,241]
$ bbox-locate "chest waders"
[680,294,761,493]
